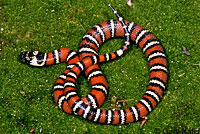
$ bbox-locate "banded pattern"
[20,5,168,125]
[20,6,132,115]
[61,5,167,124]
[56,8,132,114]
[63,38,167,124]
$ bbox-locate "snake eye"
[36,53,44,60]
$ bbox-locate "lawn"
[0,0,199,133]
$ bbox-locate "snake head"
[20,51,46,66]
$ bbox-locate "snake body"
[20,5,167,125]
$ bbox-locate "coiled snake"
[20,5,168,125]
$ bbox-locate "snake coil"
[20,5,167,125]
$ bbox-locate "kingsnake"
[20,5,168,125]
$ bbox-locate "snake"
[20,5,167,125]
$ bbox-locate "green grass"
[0,0,200,133]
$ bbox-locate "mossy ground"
[0,0,199,133]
